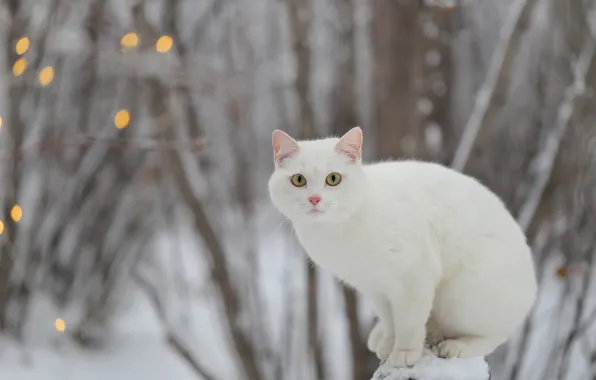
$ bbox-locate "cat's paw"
[437,339,467,358]
[367,323,384,353]
[376,335,395,360]
[386,346,423,368]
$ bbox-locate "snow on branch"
[371,350,489,380]
[450,0,540,172]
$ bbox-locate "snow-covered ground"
[0,282,202,380]
[1,225,594,380]
[0,223,362,380]
[0,336,197,380]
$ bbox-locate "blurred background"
[0,0,595,379]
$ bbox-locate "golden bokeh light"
[121,33,139,49]
[55,318,66,332]
[0,220,4,235]
[12,58,27,77]
[39,66,55,86]
[16,37,30,55]
[156,35,173,53]
[10,205,22,222]
[0,116,3,131]
[114,109,130,129]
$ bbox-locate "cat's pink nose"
[308,196,321,206]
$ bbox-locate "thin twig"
[0,137,203,160]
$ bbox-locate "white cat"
[268,127,537,368]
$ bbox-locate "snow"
[371,350,489,380]
[0,336,198,380]
[0,227,365,380]
[0,263,224,380]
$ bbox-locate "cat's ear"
[335,126,362,163]
[272,129,299,166]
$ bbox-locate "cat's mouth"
[308,209,323,214]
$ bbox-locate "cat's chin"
[293,210,347,224]
[305,210,327,221]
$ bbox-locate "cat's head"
[268,127,367,224]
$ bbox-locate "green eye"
[326,172,341,186]
[291,174,307,187]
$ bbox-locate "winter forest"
[0,0,595,379]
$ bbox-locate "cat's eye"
[291,174,307,187]
[326,172,341,186]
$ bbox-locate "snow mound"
[371,349,489,380]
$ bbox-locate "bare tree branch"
[450,0,540,171]
[517,38,596,232]
[148,81,263,380]
[285,0,326,378]
[0,136,203,161]
[133,271,217,380]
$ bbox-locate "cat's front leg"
[367,294,395,359]
[386,281,434,368]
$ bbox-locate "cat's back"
[361,160,523,239]
[362,160,490,204]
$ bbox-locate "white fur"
[268,128,537,368]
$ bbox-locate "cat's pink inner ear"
[335,126,363,162]
[272,129,299,165]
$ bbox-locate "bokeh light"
[0,220,4,235]
[39,66,55,86]
[12,58,27,77]
[121,33,139,49]
[54,318,66,332]
[10,205,22,222]
[16,37,29,55]
[156,35,173,53]
[114,109,130,129]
